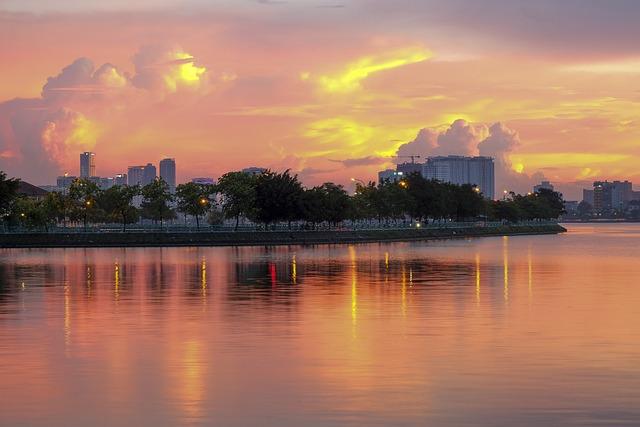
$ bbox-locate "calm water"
[1,224,640,426]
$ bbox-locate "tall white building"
[423,156,495,199]
[159,158,176,193]
[80,152,95,178]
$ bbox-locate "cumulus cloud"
[0,45,213,183]
[396,119,545,194]
[132,45,208,94]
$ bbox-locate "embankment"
[0,223,566,248]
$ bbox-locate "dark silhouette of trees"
[216,171,258,230]
[141,178,175,228]
[175,182,215,229]
[254,170,304,228]
[99,185,140,231]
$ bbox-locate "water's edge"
[0,224,566,248]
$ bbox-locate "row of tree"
[1,170,565,231]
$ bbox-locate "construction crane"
[394,155,422,164]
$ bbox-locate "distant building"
[396,162,422,176]
[159,158,176,193]
[127,166,145,186]
[564,200,579,214]
[534,181,554,193]
[241,167,266,176]
[192,177,215,185]
[378,169,404,184]
[142,163,156,186]
[18,181,49,200]
[592,180,633,213]
[88,176,115,190]
[56,174,77,189]
[80,152,95,178]
[423,156,495,199]
[582,189,594,206]
[114,174,127,186]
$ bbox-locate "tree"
[534,188,566,219]
[0,171,20,228]
[301,183,351,227]
[254,170,304,228]
[42,191,71,229]
[99,185,140,231]
[12,197,52,231]
[68,179,102,231]
[452,184,486,221]
[141,178,175,229]
[175,182,215,229]
[216,171,258,230]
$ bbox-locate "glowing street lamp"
[199,197,208,206]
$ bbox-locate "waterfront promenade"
[0,222,566,248]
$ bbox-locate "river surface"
[1,224,639,426]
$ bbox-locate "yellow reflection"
[292,255,297,284]
[385,252,389,270]
[475,253,481,304]
[64,284,71,351]
[179,339,204,421]
[401,265,407,317]
[503,236,509,302]
[200,257,207,296]
[114,261,120,300]
[349,246,357,334]
[528,248,533,299]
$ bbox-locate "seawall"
[0,224,566,248]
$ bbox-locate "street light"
[199,197,208,205]
[399,180,408,188]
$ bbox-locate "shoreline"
[0,224,566,248]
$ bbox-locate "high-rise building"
[159,158,176,192]
[534,181,554,193]
[56,174,77,190]
[114,174,127,186]
[378,169,404,184]
[396,162,422,176]
[80,152,95,178]
[142,163,156,186]
[192,177,215,185]
[241,167,266,176]
[592,181,633,213]
[422,156,495,199]
[127,166,145,186]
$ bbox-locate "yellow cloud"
[306,47,432,94]
[305,117,375,149]
[163,51,206,92]
[510,153,629,170]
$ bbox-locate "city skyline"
[2,1,640,200]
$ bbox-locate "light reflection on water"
[1,224,640,426]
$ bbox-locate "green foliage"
[68,179,102,229]
[175,182,215,229]
[301,183,351,226]
[98,185,140,230]
[0,171,20,221]
[141,178,175,228]
[216,171,258,230]
[254,170,304,227]
[12,197,53,231]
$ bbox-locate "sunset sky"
[1,0,639,199]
